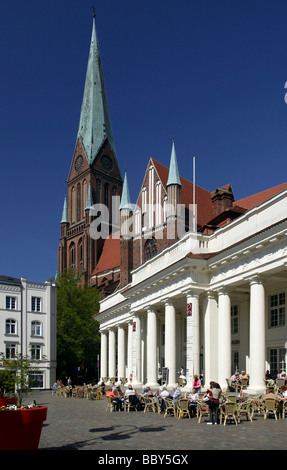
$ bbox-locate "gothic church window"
[83,180,87,213]
[77,183,81,221]
[71,187,76,224]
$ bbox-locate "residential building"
[0,275,57,389]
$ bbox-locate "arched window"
[77,183,81,221]
[70,243,75,269]
[5,319,17,335]
[78,238,83,272]
[96,179,101,204]
[145,238,157,261]
[83,180,87,213]
[31,321,42,337]
[104,182,109,208]
[71,187,76,224]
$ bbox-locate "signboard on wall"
[187,303,192,316]
[162,367,169,384]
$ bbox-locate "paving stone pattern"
[34,391,286,451]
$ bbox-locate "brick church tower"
[58,15,123,285]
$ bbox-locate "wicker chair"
[263,398,279,420]
[143,396,156,413]
[220,402,238,426]
[197,400,210,423]
[176,399,190,419]
[237,399,253,423]
[163,398,177,418]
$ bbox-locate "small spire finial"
[92,6,96,18]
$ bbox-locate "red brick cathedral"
[58,16,287,296]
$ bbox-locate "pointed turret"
[119,171,132,211]
[76,14,119,170]
[167,140,181,187]
[167,140,181,216]
[61,196,69,224]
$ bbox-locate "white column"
[164,299,177,387]
[127,321,133,381]
[186,292,200,387]
[132,314,142,386]
[108,328,116,379]
[146,307,158,387]
[249,276,265,391]
[217,288,231,390]
[100,331,108,380]
[117,325,126,380]
[203,291,218,388]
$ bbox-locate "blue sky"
[1,0,287,283]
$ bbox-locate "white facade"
[97,189,287,394]
[0,276,57,389]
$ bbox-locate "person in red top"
[192,375,202,393]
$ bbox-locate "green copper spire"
[167,140,181,187]
[77,15,119,168]
[85,182,94,210]
[61,196,69,223]
[119,171,133,211]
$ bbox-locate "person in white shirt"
[188,388,199,417]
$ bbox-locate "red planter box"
[0,406,47,450]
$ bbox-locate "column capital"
[163,298,174,307]
[245,275,264,286]
[182,289,200,299]
[216,286,230,296]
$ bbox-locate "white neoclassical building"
[61,14,287,395]
[96,186,287,394]
[0,275,57,389]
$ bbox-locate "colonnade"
[99,276,267,392]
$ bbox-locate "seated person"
[141,386,153,398]
[187,388,199,417]
[113,386,124,410]
[124,385,139,408]
[159,386,173,411]
[172,387,182,403]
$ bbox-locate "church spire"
[76,15,119,170]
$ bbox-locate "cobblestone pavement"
[33,390,286,452]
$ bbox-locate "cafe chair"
[106,395,118,412]
[163,398,177,418]
[237,399,253,423]
[124,395,138,412]
[220,402,238,426]
[240,378,249,389]
[263,398,279,420]
[226,395,237,403]
[176,399,191,419]
[197,400,209,423]
[143,396,156,413]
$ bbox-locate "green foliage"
[56,270,101,383]
[0,369,15,395]
[0,353,45,406]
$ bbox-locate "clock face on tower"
[75,155,83,172]
[101,154,113,172]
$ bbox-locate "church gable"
[68,139,90,183]
[91,139,122,184]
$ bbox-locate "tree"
[56,270,101,384]
[0,352,47,405]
